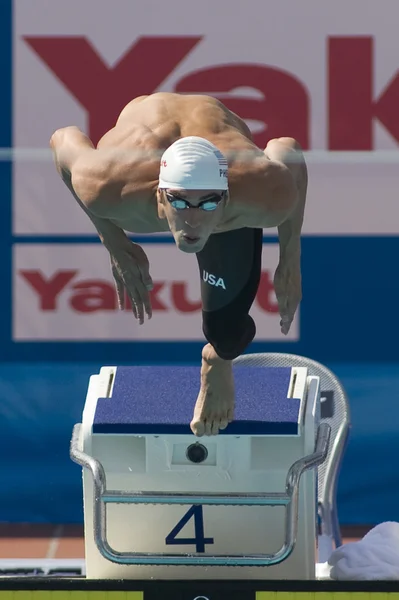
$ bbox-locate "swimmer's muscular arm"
[262,137,307,335]
[49,126,125,245]
[50,126,154,324]
[264,138,307,255]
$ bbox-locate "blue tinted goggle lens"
[166,192,224,211]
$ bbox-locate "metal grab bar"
[70,422,330,567]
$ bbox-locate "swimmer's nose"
[184,219,201,229]
[184,208,205,229]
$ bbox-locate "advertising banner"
[13,243,298,341]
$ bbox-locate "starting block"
[70,360,331,580]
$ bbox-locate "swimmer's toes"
[211,419,221,436]
[204,420,213,436]
[190,418,205,437]
[219,418,229,431]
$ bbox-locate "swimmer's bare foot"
[190,343,235,437]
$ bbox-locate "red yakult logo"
[19,269,279,313]
[23,36,399,149]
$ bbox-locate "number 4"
[165,505,214,553]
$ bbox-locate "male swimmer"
[50,93,307,437]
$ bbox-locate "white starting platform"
[70,353,351,582]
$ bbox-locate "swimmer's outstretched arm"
[264,137,307,335]
[50,126,153,323]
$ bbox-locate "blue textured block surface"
[93,366,301,435]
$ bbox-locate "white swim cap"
[158,136,228,190]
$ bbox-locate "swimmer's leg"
[191,227,263,436]
[192,341,236,437]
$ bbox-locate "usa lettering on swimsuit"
[202,271,226,289]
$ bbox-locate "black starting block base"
[1,578,399,599]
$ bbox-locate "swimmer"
[50,93,307,437]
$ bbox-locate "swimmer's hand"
[108,239,153,325]
[273,257,302,335]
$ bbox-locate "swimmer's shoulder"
[71,147,159,216]
[223,153,296,228]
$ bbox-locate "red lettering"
[24,36,202,145]
[26,34,399,151]
[20,269,282,316]
[171,282,202,312]
[149,282,167,311]
[19,269,77,310]
[70,280,116,312]
[255,271,279,313]
[176,65,309,149]
[329,37,399,150]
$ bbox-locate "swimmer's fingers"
[111,245,153,323]
[130,291,144,324]
[127,242,153,290]
[137,270,153,320]
[135,278,153,322]
[125,278,150,325]
[114,265,142,322]
[138,262,154,292]
[137,259,154,319]
[123,280,144,324]
[278,294,293,334]
[280,291,302,335]
[280,315,292,335]
[111,264,125,310]
[274,287,289,330]
[273,262,302,335]
[287,282,302,321]
[141,287,152,320]
[126,243,153,319]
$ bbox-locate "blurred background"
[1,0,399,560]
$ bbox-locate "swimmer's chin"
[177,242,204,254]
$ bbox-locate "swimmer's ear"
[156,189,166,219]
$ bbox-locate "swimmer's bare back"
[52,94,298,233]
